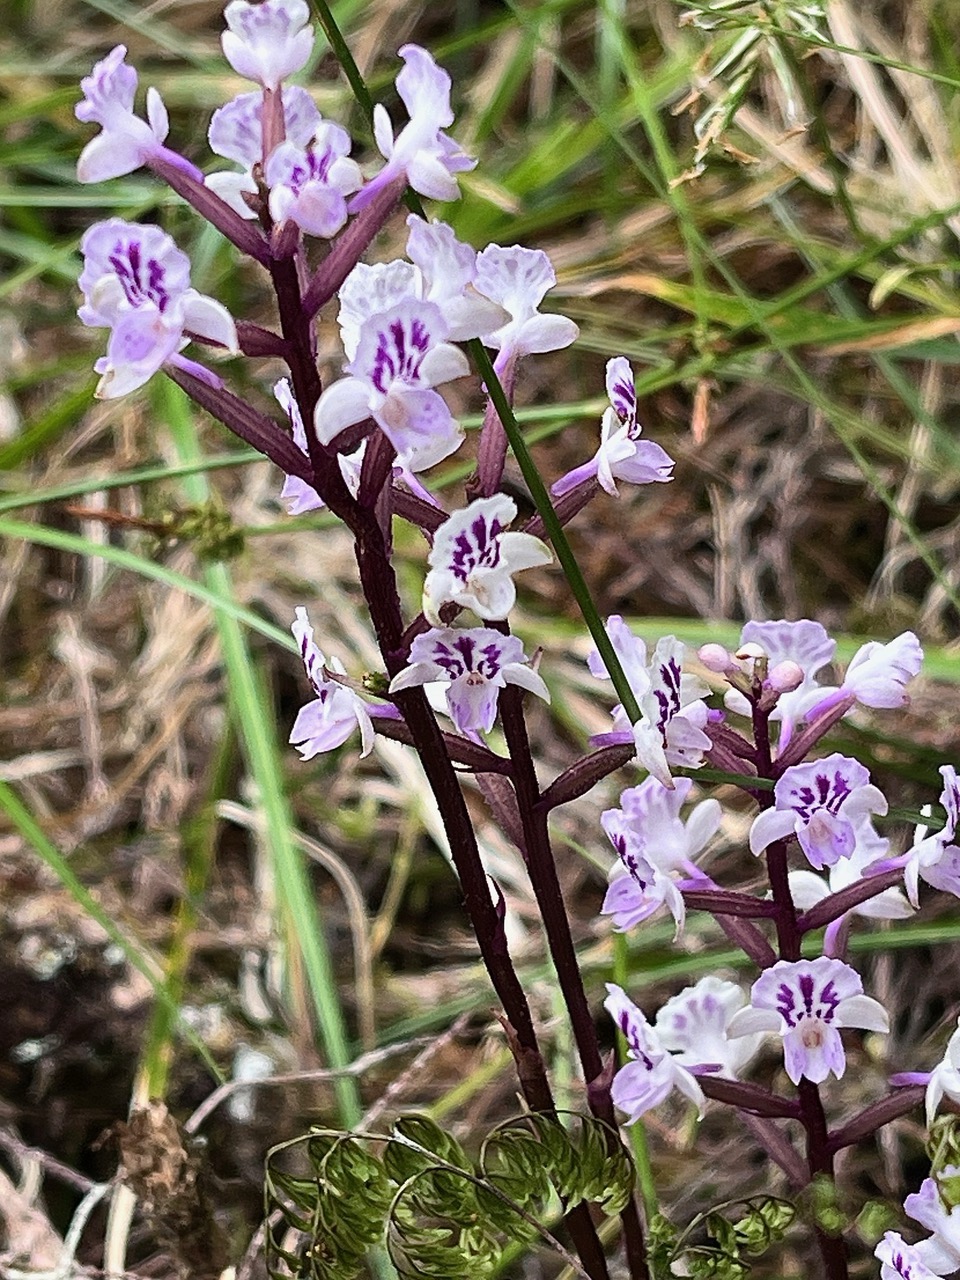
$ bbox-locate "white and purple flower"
[474,245,579,373]
[290,606,375,759]
[315,298,468,472]
[654,976,764,1079]
[587,618,712,788]
[922,1017,960,1127]
[351,45,475,210]
[76,45,176,184]
[275,378,363,515]
[901,766,960,907]
[604,983,705,1123]
[903,1171,960,1274]
[78,218,237,399]
[422,494,552,624]
[876,1233,949,1280]
[788,822,912,927]
[206,86,321,217]
[552,356,674,497]
[388,626,549,737]
[265,122,362,237]
[727,957,889,1085]
[221,0,314,90]
[601,775,721,935]
[749,754,888,870]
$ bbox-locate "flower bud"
[698,642,735,673]
[767,660,804,693]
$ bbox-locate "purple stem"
[524,476,601,540]
[752,695,849,1280]
[148,153,272,265]
[369,714,512,774]
[235,321,289,358]
[681,888,780,920]
[826,1086,926,1154]
[537,744,637,811]
[301,175,407,318]
[698,1076,801,1119]
[796,869,905,934]
[498,685,647,1280]
[164,366,311,481]
[773,694,857,773]
[468,362,517,501]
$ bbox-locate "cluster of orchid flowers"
[73,3,960,1275]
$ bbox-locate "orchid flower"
[422,494,552,623]
[901,766,960,907]
[727,957,889,1085]
[601,810,687,935]
[206,86,321,217]
[274,378,362,514]
[788,824,912,926]
[350,45,476,211]
[903,1172,960,1275]
[474,245,579,374]
[655,976,764,1079]
[290,607,375,759]
[552,356,674,497]
[587,618,712,788]
[720,618,837,743]
[604,984,705,1122]
[265,123,362,237]
[601,776,721,934]
[76,46,186,184]
[315,298,468,472]
[875,1233,948,1280]
[923,1018,960,1127]
[388,627,549,737]
[78,218,237,399]
[405,216,507,339]
[221,0,314,90]
[749,753,888,870]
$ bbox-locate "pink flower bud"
[698,643,735,673]
[767,660,804,693]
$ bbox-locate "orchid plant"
[72,5,958,1279]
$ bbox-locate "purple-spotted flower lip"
[289,606,375,759]
[315,298,469,472]
[387,626,549,738]
[76,45,179,184]
[876,1231,949,1280]
[349,45,476,212]
[788,822,911,924]
[422,494,552,624]
[601,811,686,936]
[77,218,237,399]
[727,956,889,1085]
[749,753,888,870]
[264,123,362,238]
[654,976,763,1080]
[221,0,314,90]
[604,983,705,1123]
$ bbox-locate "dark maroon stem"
[774,695,857,773]
[698,1076,801,1119]
[369,714,512,774]
[752,697,849,1280]
[148,154,272,265]
[164,366,310,481]
[498,687,647,1280]
[235,321,290,358]
[826,1086,926,1155]
[681,889,779,919]
[538,744,637,811]
[301,175,407,318]
[796,869,905,934]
